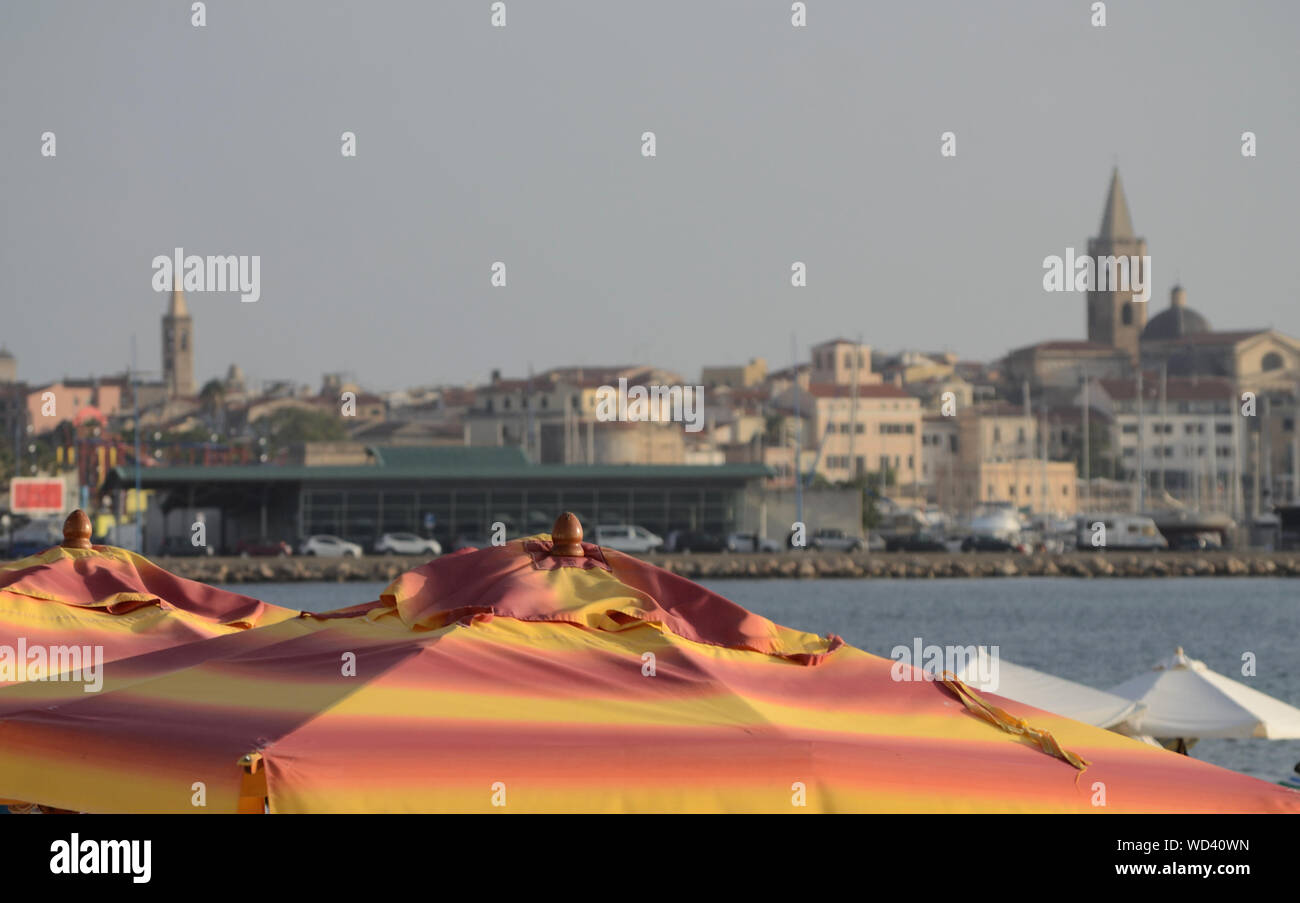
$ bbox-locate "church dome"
[1141,285,1210,341]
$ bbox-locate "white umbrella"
[951,649,1146,729]
[1109,647,1300,740]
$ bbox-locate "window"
[1262,352,1284,371]
[1121,303,1134,326]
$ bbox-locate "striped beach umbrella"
[0,510,296,689]
[0,514,1295,814]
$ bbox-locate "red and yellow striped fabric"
[0,543,296,689]
[0,537,1296,813]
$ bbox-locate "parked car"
[809,528,865,552]
[667,530,729,553]
[299,534,363,557]
[593,524,663,553]
[159,536,216,557]
[1168,531,1222,551]
[234,537,293,557]
[960,535,1025,553]
[893,533,948,552]
[725,532,783,553]
[374,532,442,556]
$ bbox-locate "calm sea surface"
[220,577,1300,783]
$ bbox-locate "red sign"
[10,478,65,514]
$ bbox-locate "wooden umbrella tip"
[63,509,93,549]
[551,512,584,557]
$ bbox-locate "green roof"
[106,444,770,486]
[367,445,527,469]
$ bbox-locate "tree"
[254,406,347,455]
[199,379,227,431]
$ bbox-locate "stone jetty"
[157,550,1300,583]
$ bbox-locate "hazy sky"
[3,1,1298,392]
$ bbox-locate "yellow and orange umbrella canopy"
[0,510,296,688]
[0,516,1296,814]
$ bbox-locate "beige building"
[464,365,694,465]
[1002,340,1131,392]
[783,383,922,488]
[920,415,958,499]
[810,338,882,387]
[924,406,1079,516]
[939,459,1078,517]
[701,357,767,389]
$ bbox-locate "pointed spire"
[1098,167,1134,240]
[168,272,189,318]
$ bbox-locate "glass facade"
[301,482,740,545]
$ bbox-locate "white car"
[373,532,442,556]
[300,534,364,557]
[593,524,663,553]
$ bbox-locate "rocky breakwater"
[643,550,1300,580]
[157,555,423,584]
[155,550,1300,583]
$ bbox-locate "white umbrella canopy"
[951,649,1146,729]
[1109,647,1300,740]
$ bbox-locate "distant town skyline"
[4,1,1298,391]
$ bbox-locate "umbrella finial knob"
[551,512,584,557]
[62,509,93,549]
